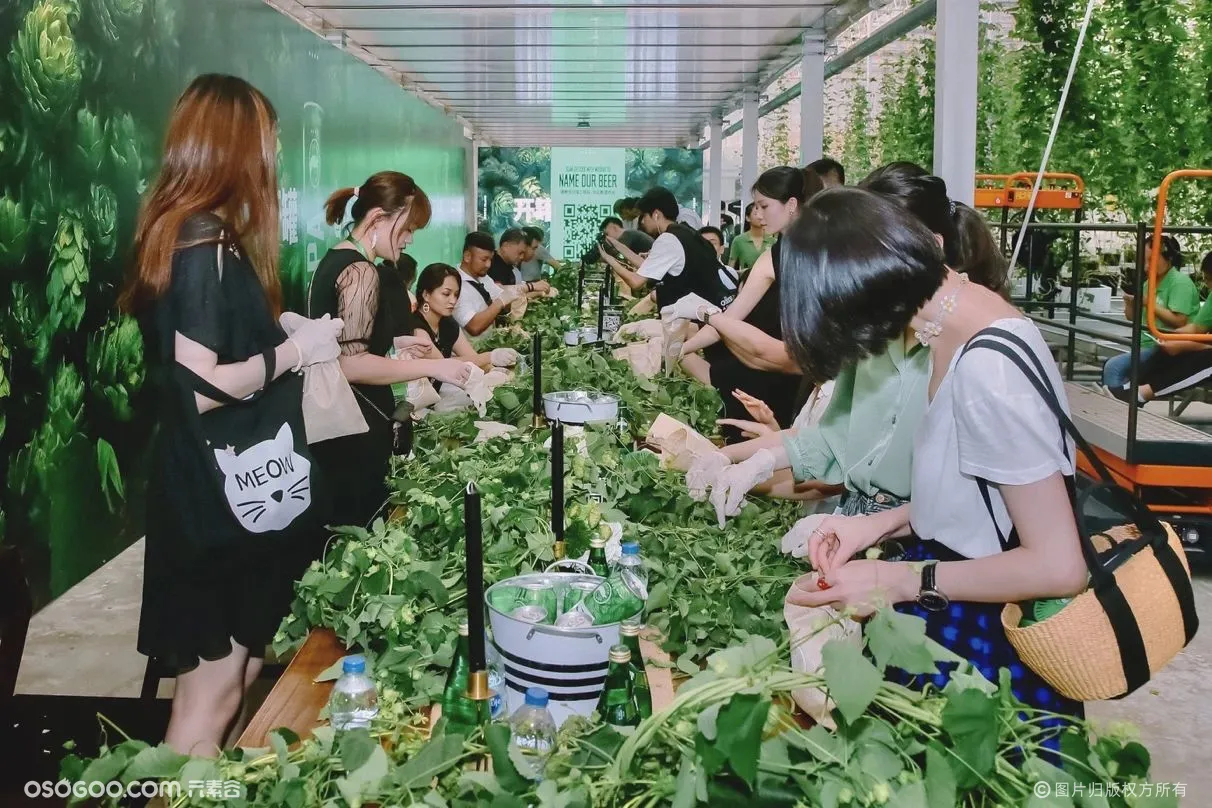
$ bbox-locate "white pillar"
[800,37,826,165]
[740,88,759,218]
[933,0,979,206]
[466,136,479,232]
[707,117,723,227]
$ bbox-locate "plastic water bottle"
[329,655,378,730]
[616,542,649,602]
[485,638,506,721]
[510,687,558,778]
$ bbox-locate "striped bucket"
[486,572,622,727]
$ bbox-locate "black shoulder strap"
[962,327,1198,694]
[171,238,275,407]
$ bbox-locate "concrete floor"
[15,538,1212,801]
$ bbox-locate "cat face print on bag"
[214,423,311,533]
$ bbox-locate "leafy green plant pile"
[68,632,1171,807]
[62,292,1173,807]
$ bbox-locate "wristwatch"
[916,562,949,612]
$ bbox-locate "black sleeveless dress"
[414,313,460,390]
[707,237,800,444]
[307,248,403,529]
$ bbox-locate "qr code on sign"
[563,203,614,260]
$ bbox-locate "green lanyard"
[350,235,373,263]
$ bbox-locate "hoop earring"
[422,302,430,314]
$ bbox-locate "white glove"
[434,359,476,388]
[781,513,831,559]
[709,448,777,528]
[498,285,522,306]
[489,347,520,367]
[279,312,344,368]
[685,450,731,502]
[660,293,719,324]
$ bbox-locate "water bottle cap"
[524,686,549,707]
[342,655,366,674]
[621,542,640,556]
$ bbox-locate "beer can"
[512,604,550,624]
[554,607,593,629]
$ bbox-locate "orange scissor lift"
[995,170,1212,564]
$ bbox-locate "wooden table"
[238,628,676,749]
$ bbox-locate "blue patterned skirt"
[890,540,1084,747]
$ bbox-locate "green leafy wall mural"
[0,0,468,607]
[477,147,704,236]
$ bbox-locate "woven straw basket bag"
[965,329,1199,702]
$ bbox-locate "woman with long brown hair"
[124,74,342,756]
[308,172,474,529]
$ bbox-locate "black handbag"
[170,239,321,538]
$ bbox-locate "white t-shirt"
[677,207,703,229]
[638,232,686,282]
[453,266,501,329]
[910,318,1075,559]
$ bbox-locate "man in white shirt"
[453,231,550,337]
[598,187,737,312]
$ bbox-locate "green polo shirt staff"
[1136,267,1199,346]
[728,232,776,273]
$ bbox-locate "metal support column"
[932,0,979,206]
[707,117,723,227]
[741,88,759,218]
[466,136,479,232]
[800,38,825,165]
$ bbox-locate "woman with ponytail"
[678,166,824,443]
[309,172,475,528]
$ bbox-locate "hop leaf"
[10,280,49,366]
[75,106,105,173]
[492,189,515,217]
[104,112,141,186]
[87,183,118,259]
[9,1,83,129]
[88,314,144,422]
[0,195,31,269]
[45,212,89,335]
[87,0,145,42]
[11,360,84,500]
[0,119,31,174]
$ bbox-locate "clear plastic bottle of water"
[616,542,649,603]
[510,687,558,778]
[329,655,379,731]
[485,637,506,721]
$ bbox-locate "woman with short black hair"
[783,187,1086,729]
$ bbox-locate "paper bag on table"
[645,413,718,471]
[611,318,664,344]
[300,359,369,444]
[473,420,517,443]
[785,593,862,730]
[510,295,529,320]
[406,378,441,412]
[611,339,663,378]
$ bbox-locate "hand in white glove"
[781,513,831,559]
[279,312,344,367]
[660,293,720,324]
[498,285,522,306]
[434,359,476,388]
[685,450,731,502]
[709,448,777,528]
[489,347,520,367]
